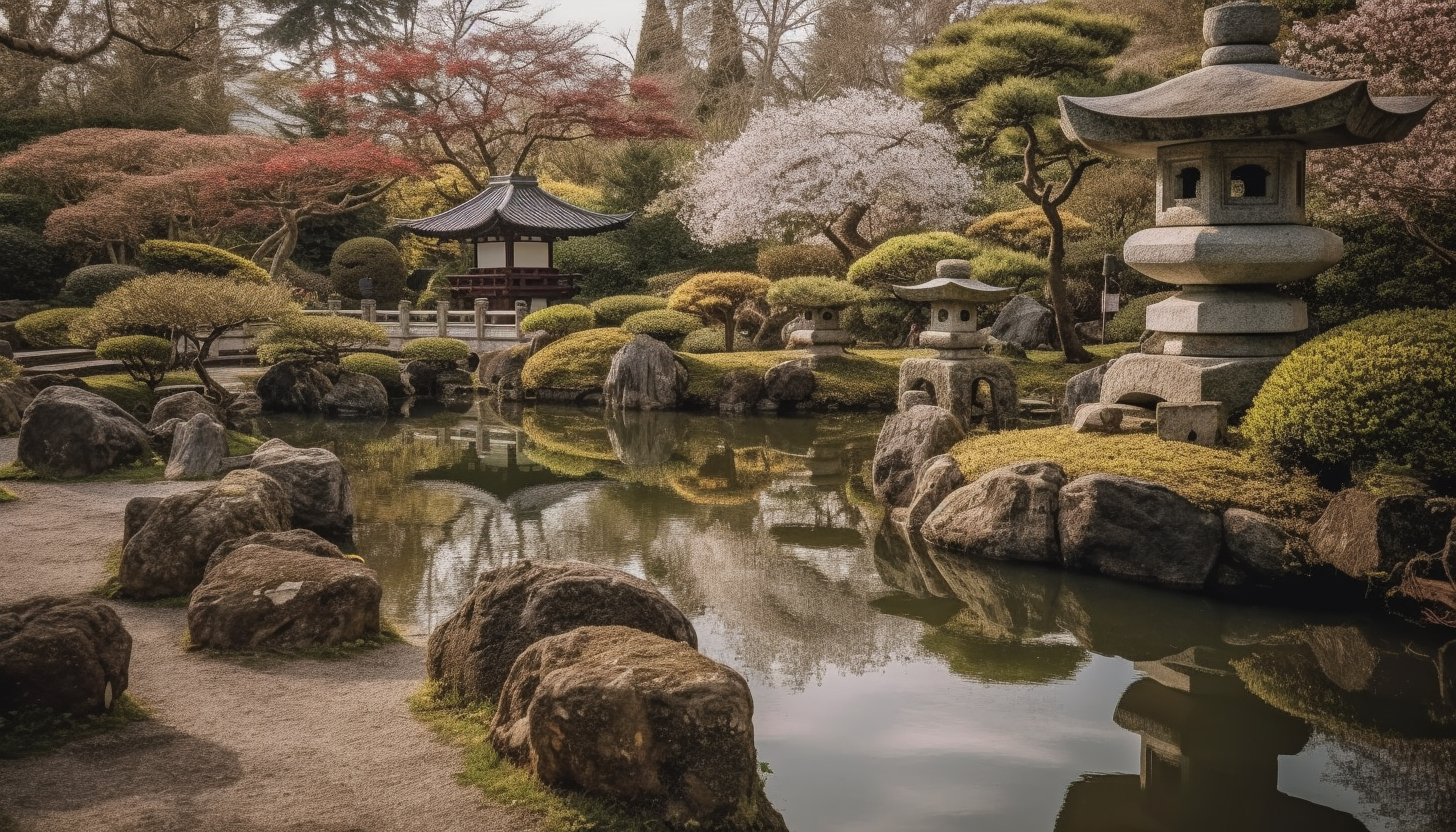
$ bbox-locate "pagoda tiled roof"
[397,174,633,239]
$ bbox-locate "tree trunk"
[832,203,874,259]
[723,310,736,352]
[192,328,232,403]
[1041,199,1092,363]
[265,213,301,283]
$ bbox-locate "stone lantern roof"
[1059,1,1435,159]
[891,277,1015,304]
[397,174,633,240]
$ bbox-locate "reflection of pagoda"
[398,174,633,310]
[413,418,579,504]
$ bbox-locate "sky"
[537,0,643,62]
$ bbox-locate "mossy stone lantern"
[1059,0,1435,413]
[892,259,1020,431]
[769,276,869,359]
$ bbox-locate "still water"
[260,403,1456,832]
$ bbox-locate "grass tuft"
[0,694,149,759]
[0,485,16,503]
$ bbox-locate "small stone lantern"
[1059,0,1435,414]
[785,305,855,357]
[892,260,1020,430]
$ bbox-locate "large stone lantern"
[893,259,1019,430]
[1059,0,1434,413]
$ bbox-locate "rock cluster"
[255,360,391,416]
[871,404,966,508]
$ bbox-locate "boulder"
[904,454,966,532]
[479,345,530,400]
[761,359,815,404]
[255,359,333,413]
[923,461,1067,564]
[147,417,184,456]
[990,295,1055,350]
[401,360,449,399]
[123,496,163,547]
[0,377,37,434]
[24,373,87,392]
[322,370,388,416]
[250,439,354,543]
[1058,474,1223,590]
[1308,490,1456,579]
[147,391,224,430]
[0,339,11,358]
[490,626,782,831]
[119,469,291,599]
[0,595,131,716]
[716,368,763,414]
[188,546,381,650]
[206,528,347,573]
[426,560,697,704]
[604,335,688,411]
[17,386,152,478]
[1070,402,1155,434]
[226,392,263,425]
[164,412,228,480]
[871,405,966,508]
[1222,508,1296,580]
[1075,320,1103,344]
[1061,364,1109,423]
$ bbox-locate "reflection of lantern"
[1059,0,1435,413]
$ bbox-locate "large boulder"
[17,386,152,478]
[1058,474,1223,590]
[123,496,163,546]
[147,391,224,430]
[321,370,388,417]
[119,469,291,599]
[604,335,687,411]
[401,360,450,399]
[904,454,966,532]
[188,546,381,650]
[226,392,263,425]
[426,560,697,705]
[255,359,333,413]
[923,461,1067,564]
[990,295,1055,350]
[0,595,131,716]
[716,368,763,414]
[206,528,347,572]
[249,439,354,543]
[479,345,530,400]
[0,377,37,434]
[761,359,815,404]
[1308,490,1455,580]
[164,412,228,480]
[1222,508,1297,580]
[871,405,966,508]
[490,626,783,831]
[1061,364,1109,423]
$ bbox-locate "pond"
[259,403,1456,832]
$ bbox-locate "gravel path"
[0,439,531,832]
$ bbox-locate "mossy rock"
[521,328,633,392]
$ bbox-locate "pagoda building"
[397,174,633,311]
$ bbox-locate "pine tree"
[696,0,748,126]
[633,0,688,77]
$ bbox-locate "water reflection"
[258,404,1456,832]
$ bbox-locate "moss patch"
[680,348,926,409]
[950,427,1331,532]
[83,370,206,414]
[1006,344,1134,401]
[0,694,149,759]
[0,454,166,484]
[0,486,16,503]
[522,329,634,392]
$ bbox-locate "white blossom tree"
[673,89,976,262]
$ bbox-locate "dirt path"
[0,439,532,832]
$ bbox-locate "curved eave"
[1059,64,1435,159]
[892,277,1016,303]
[395,177,634,240]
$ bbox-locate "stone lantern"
[785,304,855,357]
[893,259,1019,430]
[1059,0,1434,414]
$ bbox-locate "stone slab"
[1124,224,1342,284]
[1145,291,1307,334]
[1156,401,1227,447]
[1099,353,1282,413]
[1143,332,1296,357]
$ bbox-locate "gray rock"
[256,360,333,413]
[762,359,815,403]
[123,496,163,547]
[188,546,381,650]
[427,560,697,705]
[226,392,263,422]
[1071,402,1155,434]
[923,460,1067,563]
[604,335,687,411]
[250,439,355,544]
[401,360,449,398]
[0,595,131,716]
[1308,490,1456,579]
[120,469,291,599]
[148,391,224,430]
[1058,473,1223,590]
[17,386,152,478]
[1075,320,1103,344]
[990,295,1055,350]
[0,377,37,434]
[321,370,388,416]
[164,412,228,480]
[479,345,530,400]
[904,454,966,532]
[871,405,966,508]
[716,368,762,413]
[899,390,933,410]
[24,373,87,392]
[1061,363,1109,422]
[1222,508,1295,579]
[206,528,346,572]
[0,339,11,359]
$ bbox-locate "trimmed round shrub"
[330,237,409,304]
[341,352,403,390]
[15,307,90,348]
[519,303,596,336]
[0,193,48,232]
[842,298,920,346]
[1244,309,1456,480]
[95,335,174,388]
[645,269,699,295]
[0,224,62,300]
[847,232,983,289]
[766,276,870,311]
[680,326,728,354]
[621,309,702,344]
[401,337,471,363]
[259,314,388,364]
[0,355,20,380]
[136,240,271,284]
[521,328,633,390]
[279,263,333,301]
[589,294,668,326]
[757,244,846,280]
[60,263,144,306]
[1105,291,1175,343]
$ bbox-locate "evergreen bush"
[588,295,668,326]
[0,224,62,300]
[15,307,91,348]
[95,335,174,389]
[1104,291,1175,343]
[621,309,702,345]
[519,304,596,336]
[680,326,728,354]
[401,337,471,363]
[0,355,19,380]
[521,328,633,389]
[847,232,983,289]
[136,240,271,284]
[341,352,403,390]
[756,244,846,280]
[60,264,144,306]
[330,237,409,303]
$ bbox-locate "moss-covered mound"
[401,337,471,362]
[15,308,91,348]
[519,304,596,336]
[622,309,701,344]
[521,328,633,391]
[341,352,403,389]
[136,240,270,284]
[589,295,668,327]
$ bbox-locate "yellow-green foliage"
[680,349,923,409]
[401,337,471,363]
[0,355,19,380]
[756,244,846,280]
[340,352,402,388]
[668,272,771,352]
[645,269,699,296]
[1243,309,1456,480]
[847,232,982,289]
[83,370,204,414]
[136,240,270,284]
[1104,291,1174,343]
[521,328,632,390]
[950,427,1330,531]
[0,485,15,502]
[95,335,174,389]
[1011,343,1133,400]
[621,309,701,343]
[965,206,1092,252]
[681,326,727,353]
[765,276,869,311]
[15,308,91,348]
[258,314,388,363]
[588,295,667,326]
[519,304,596,336]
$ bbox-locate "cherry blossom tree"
[1284,0,1456,264]
[672,89,975,263]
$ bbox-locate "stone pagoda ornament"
[1059,0,1435,414]
[893,259,1019,431]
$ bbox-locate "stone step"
[21,359,123,377]
[13,348,95,367]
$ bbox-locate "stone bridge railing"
[302,299,523,346]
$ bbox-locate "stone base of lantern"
[787,327,854,359]
[898,356,1019,432]
[1099,353,1283,415]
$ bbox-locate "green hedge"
[680,326,728,354]
[15,307,90,348]
[401,337,471,363]
[1105,291,1175,343]
[330,237,409,304]
[519,304,596,336]
[521,328,632,390]
[341,352,403,390]
[136,240,270,284]
[621,309,702,344]
[60,264,144,306]
[757,244,846,280]
[589,295,668,326]
[847,232,983,290]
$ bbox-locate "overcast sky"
[537,0,642,62]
